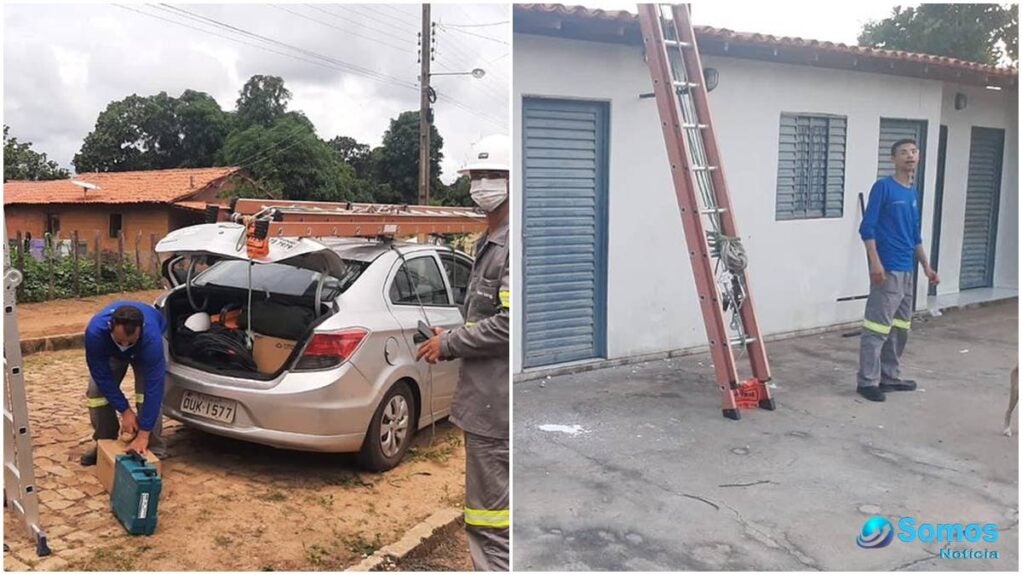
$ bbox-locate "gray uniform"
[440,217,509,571]
[86,357,167,457]
[857,271,914,388]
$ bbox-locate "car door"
[385,251,464,413]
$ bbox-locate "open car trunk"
[156,223,355,380]
[165,280,335,380]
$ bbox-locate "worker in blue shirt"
[80,302,168,465]
[856,138,940,402]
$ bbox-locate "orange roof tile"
[515,4,1018,86]
[3,167,241,206]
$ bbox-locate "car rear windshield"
[194,259,368,299]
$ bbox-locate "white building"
[512,4,1018,376]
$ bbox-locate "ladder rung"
[729,337,757,346]
[673,81,700,89]
[699,207,727,214]
[682,123,709,130]
[664,39,693,48]
[690,166,718,172]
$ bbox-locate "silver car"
[154,223,473,471]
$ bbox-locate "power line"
[440,24,510,46]
[271,5,409,53]
[307,4,417,43]
[344,4,419,34]
[443,21,510,28]
[156,4,417,89]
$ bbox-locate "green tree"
[3,125,70,181]
[327,135,372,178]
[432,174,473,207]
[372,111,444,205]
[219,114,368,202]
[73,90,229,172]
[235,75,292,130]
[859,4,1018,65]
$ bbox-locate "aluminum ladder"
[3,224,51,556]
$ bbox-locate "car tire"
[358,381,417,472]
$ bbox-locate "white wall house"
[513,5,1018,375]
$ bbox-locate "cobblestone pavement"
[4,349,466,571]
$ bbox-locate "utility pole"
[418,3,432,206]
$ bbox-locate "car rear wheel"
[358,381,417,472]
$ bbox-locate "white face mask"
[469,177,508,213]
[110,331,135,352]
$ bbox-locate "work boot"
[857,386,886,402]
[880,379,917,392]
[79,446,98,467]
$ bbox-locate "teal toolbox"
[110,453,162,535]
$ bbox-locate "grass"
[258,489,288,502]
[77,545,136,572]
[343,533,384,557]
[324,471,372,488]
[406,430,463,464]
[303,543,334,567]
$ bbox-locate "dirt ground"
[392,524,474,571]
[16,289,166,340]
[2,348,467,571]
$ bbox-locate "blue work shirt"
[858,176,922,272]
[84,301,167,431]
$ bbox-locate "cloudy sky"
[3,2,510,183]
[585,1,905,44]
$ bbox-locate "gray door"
[959,127,1005,290]
[522,98,608,368]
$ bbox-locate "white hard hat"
[184,312,211,332]
[458,134,510,174]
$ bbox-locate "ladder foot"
[35,534,51,557]
[758,398,776,411]
[722,408,741,420]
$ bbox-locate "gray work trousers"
[86,356,166,457]
[857,271,914,388]
[464,432,509,571]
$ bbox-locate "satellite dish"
[70,180,100,190]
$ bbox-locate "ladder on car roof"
[3,223,52,557]
[203,199,488,258]
[637,3,775,419]
[205,199,487,239]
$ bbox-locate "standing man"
[417,134,510,570]
[856,138,940,402]
[80,301,168,464]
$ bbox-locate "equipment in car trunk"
[190,324,257,372]
[242,300,315,341]
[110,452,162,535]
[252,332,299,374]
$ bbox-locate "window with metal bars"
[775,113,846,220]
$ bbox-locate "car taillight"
[295,329,368,370]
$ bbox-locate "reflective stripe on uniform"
[135,393,145,404]
[862,319,892,335]
[498,290,510,309]
[464,507,510,529]
[465,321,476,328]
[891,318,911,331]
[86,397,109,408]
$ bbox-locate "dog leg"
[1004,365,1018,437]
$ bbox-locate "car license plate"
[180,391,237,424]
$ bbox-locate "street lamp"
[419,67,487,206]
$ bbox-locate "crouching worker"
[417,134,510,571]
[80,302,168,465]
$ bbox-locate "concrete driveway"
[513,300,1018,571]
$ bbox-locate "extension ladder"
[3,224,51,556]
[207,199,487,239]
[637,4,775,419]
